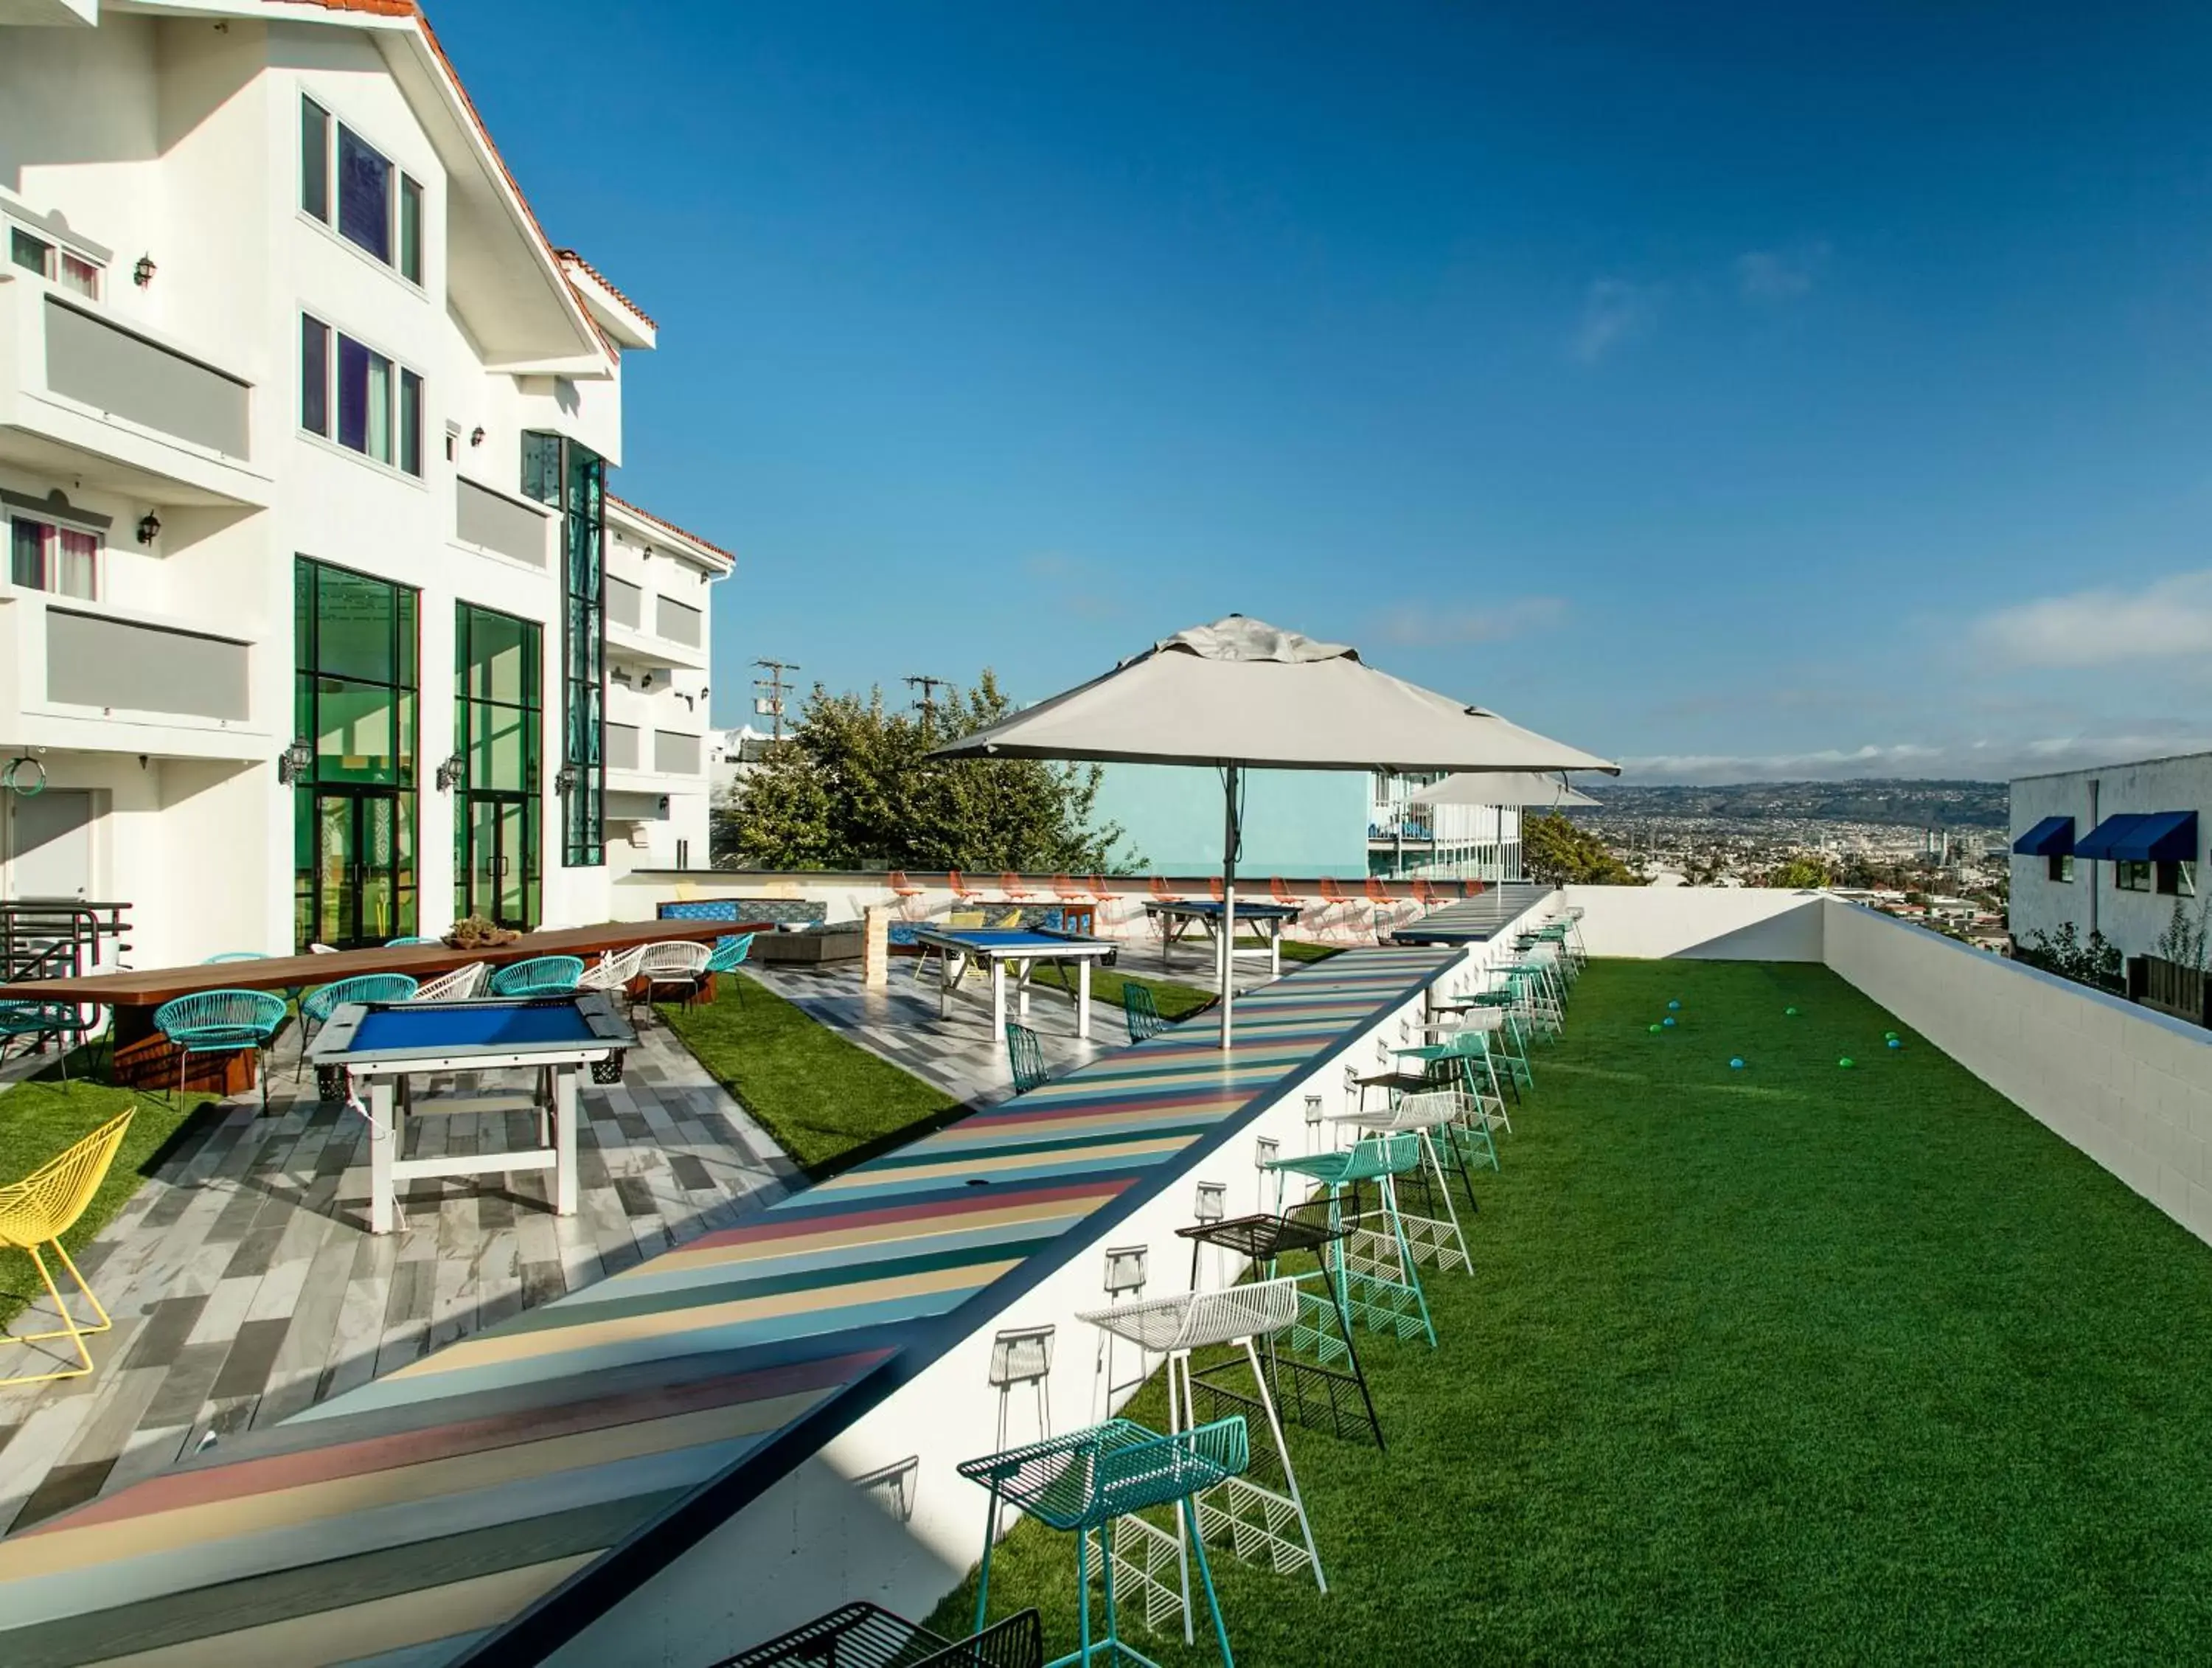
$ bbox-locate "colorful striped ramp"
[0,945,1456,1668]
[1391,883,1554,943]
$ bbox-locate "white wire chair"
[409,962,487,1002]
[575,945,647,993]
[636,939,712,1006]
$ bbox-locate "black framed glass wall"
[454,602,542,929]
[293,557,418,950]
[523,431,605,866]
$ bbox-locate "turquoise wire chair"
[704,933,756,1007]
[296,973,419,1081]
[962,1415,1248,1668]
[152,989,286,1108]
[0,1001,102,1087]
[1267,1130,1436,1347]
[385,936,434,948]
[1123,981,1166,1043]
[1006,1022,1048,1094]
[489,955,585,998]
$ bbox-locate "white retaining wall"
[1821,898,2212,1247]
[1562,884,1824,962]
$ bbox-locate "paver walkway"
[0,1004,794,1535]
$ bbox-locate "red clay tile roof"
[286,1,642,355]
[554,249,657,331]
[607,493,736,565]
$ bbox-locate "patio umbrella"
[929,615,1618,1048]
[1407,771,1601,809]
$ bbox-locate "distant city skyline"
[434,2,2212,785]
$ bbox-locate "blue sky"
[437,1,2212,782]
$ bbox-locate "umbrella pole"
[1220,762,1239,1050]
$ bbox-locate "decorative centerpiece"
[443,914,521,951]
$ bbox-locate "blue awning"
[2012,816,2074,857]
[2112,810,2198,863]
[2076,810,2197,863]
[2074,814,2143,862]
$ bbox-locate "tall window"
[300,96,425,285]
[2115,860,2151,893]
[8,517,98,601]
[293,557,419,949]
[524,431,606,865]
[10,226,100,299]
[454,602,543,928]
[300,313,423,476]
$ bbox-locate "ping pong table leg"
[1014,956,1032,1021]
[1270,922,1282,980]
[554,1065,578,1217]
[1077,956,1092,1040]
[370,1080,397,1235]
[991,959,1007,1049]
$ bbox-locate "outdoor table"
[913,925,1118,1050]
[1176,1210,1386,1448]
[1142,899,1300,984]
[3,917,761,1094]
[307,993,635,1234]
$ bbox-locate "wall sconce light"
[470,426,485,447]
[638,672,654,690]
[135,512,161,546]
[133,254,156,288]
[276,738,315,785]
[434,754,465,793]
[554,765,578,796]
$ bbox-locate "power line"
[752,658,800,742]
[903,673,950,723]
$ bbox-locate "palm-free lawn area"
[0,1077,206,1331]
[930,957,2212,1663]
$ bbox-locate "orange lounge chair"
[1268,876,1307,909]
[1000,871,1033,902]
[947,870,982,903]
[1148,876,1185,904]
[1054,873,1088,903]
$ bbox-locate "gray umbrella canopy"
[930,616,1618,1048]
[1408,771,1601,809]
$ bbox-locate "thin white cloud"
[1736,240,1829,302]
[1568,279,1660,364]
[1972,570,2212,667]
[1376,597,1568,647]
[1619,732,2212,785]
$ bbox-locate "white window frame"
[7,514,101,602]
[6,218,103,302]
[299,310,427,482]
[299,92,425,290]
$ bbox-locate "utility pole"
[903,673,950,726]
[752,658,799,742]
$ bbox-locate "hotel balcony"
[604,718,706,824]
[605,573,707,673]
[0,584,267,759]
[0,273,268,510]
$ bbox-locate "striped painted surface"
[0,946,1463,1668]
[1391,883,1554,944]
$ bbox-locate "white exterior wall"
[2008,752,2212,962]
[1562,883,1826,961]
[0,10,664,956]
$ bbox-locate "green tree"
[1761,857,1835,889]
[718,672,1138,873]
[1523,812,1646,886]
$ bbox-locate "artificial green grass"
[0,1075,205,1330]
[1036,965,1217,1023]
[661,978,961,1172]
[928,958,2212,1663]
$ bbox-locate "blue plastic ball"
[1729,1057,1745,1070]
[1661,1016,1677,1028]
[1667,1000,1682,1010]
[1887,1038,1903,1050]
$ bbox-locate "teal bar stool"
[1328,1093,1472,1280]
[1267,1130,1436,1347]
[961,1415,1250,1667]
[1457,991,1535,1094]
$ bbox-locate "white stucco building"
[0,0,730,965]
[2010,751,2209,960]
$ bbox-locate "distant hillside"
[1579,779,2007,829]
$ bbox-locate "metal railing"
[0,900,131,986]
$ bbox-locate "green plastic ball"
[1785,1007,1800,1017]
[1838,1057,1855,1069]
[1649,1024,1662,1033]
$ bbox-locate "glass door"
[312,788,410,949]
[462,793,536,930]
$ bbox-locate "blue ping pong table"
[1142,897,1303,984]
[911,926,1119,1052]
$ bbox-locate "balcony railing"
[41,296,248,457]
[0,589,259,751]
[455,476,552,568]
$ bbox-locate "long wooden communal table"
[1,918,770,1094]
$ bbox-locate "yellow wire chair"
[0,1108,135,1386]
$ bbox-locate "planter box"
[754,928,864,966]
[2130,954,2212,1026]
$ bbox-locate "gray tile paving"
[0,1010,795,1534]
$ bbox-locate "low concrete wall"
[1822,899,2212,1248]
[1564,884,1825,962]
